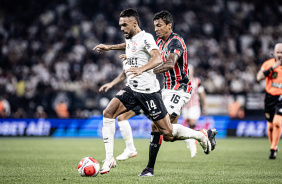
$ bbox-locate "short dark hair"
[120,8,139,25]
[153,10,173,25]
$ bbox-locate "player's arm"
[153,53,179,74]
[93,43,126,54]
[125,49,162,78]
[99,70,127,92]
[257,60,282,81]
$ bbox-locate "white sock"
[172,124,204,141]
[118,120,136,152]
[102,117,116,160]
[184,139,194,148]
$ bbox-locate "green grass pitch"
[0,138,282,184]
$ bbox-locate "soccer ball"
[78,157,100,177]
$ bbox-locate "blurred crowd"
[0,0,282,118]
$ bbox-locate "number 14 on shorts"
[146,100,157,110]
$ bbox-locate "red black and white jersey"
[156,32,191,93]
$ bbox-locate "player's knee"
[163,135,174,142]
[160,128,172,139]
[103,109,114,119]
[273,121,281,129]
[117,115,125,121]
[151,124,159,132]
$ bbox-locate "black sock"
[147,132,163,169]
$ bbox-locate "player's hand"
[99,83,113,92]
[125,67,144,78]
[93,44,110,54]
[119,54,127,61]
[273,59,282,69]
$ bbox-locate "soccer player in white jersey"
[93,8,216,175]
[182,65,207,158]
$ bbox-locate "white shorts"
[182,106,201,120]
[162,89,191,116]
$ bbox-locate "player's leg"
[271,114,281,149]
[182,106,201,157]
[100,97,128,174]
[139,123,163,175]
[139,90,214,177]
[116,109,138,161]
[163,89,200,157]
[264,93,278,159]
[269,114,282,159]
[266,121,273,147]
[154,115,210,152]
[101,87,137,174]
[138,90,216,176]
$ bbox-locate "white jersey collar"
[127,30,145,41]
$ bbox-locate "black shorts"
[264,92,282,122]
[115,86,167,121]
[132,106,144,115]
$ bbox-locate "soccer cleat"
[100,157,117,174]
[199,129,211,154]
[186,139,197,158]
[207,128,217,151]
[269,146,279,159]
[116,149,137,161]
[138,167,154,177]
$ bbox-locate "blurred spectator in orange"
[0,97,11,118]
[228,96,245,119]
[55,101,69,118]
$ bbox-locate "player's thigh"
[153,114,173,136]
[104,87,138,118]
[169,114,179,124]
[137,91,167,121]
[264,93,278,123]
[162,89,191,117]
[117,110,137,121]
[103,97,128,118]
[273,99,282,126]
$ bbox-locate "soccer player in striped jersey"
[139,10,214,177]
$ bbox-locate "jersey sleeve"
[260,59,274,71]
[167,38,184,57]
[143,33,158,53]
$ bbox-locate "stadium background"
[0,0,282,138]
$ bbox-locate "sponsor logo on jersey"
[150,111,161,118]
[163,46,168,53]
[272,72,277,79]
[153,115,159,120]
[127,57,138,66]
[144,40,150,50]
[131,42,138,52]
[272,82,282,88]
